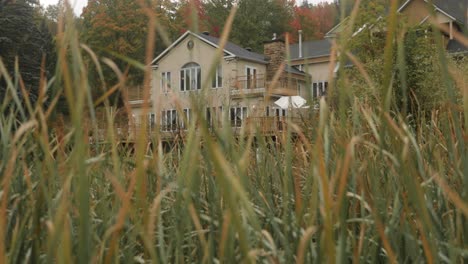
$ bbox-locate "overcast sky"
[39,0,334,16]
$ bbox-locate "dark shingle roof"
[197,33,308,75]
[197,33,268,64]
[285,65,307,75]
[289,39,332,60]
[433,0,466,25]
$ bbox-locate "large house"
[128,31,312,139]
[125,0,467,140]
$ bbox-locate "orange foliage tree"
[81,0,176,94]
[174,0,209,34]
[289,2,337,42]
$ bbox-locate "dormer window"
[180,62,201,91]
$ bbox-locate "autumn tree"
[290,3,320,41]
[289,2,338,42]
[312,3,338,38]
[81,0,147,79]
[174,0,209,34]
[204,0,235,36]
[80,0,172,104]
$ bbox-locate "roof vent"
[202,31,210,36]
[245,47,252,52]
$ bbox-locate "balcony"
[230,75,301,98]
[125,86,152,106]
[230,74,266,97]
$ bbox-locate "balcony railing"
[230,74,266,96]
[230,75,301,97]
[243,116,300,134]
[125,86,151,103]
[268,78,302,96]
[88,115,301,143]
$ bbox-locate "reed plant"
[0,1,467,263]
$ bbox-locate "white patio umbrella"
[274,96,308,109]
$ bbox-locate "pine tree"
[230,0,294,52]
[0,0,55,106]
[204,0,235,36]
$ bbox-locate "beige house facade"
[128,31,309,139]
[289,38,333,99]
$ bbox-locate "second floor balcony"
[230,75,302,98]
[125,86,152,105]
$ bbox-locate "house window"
[161,109,178,132]
[180,62,201,91]
[246,66,258,89]
[206,106,224,128]
[148,113,156,129]
[182,108,191,130]
[212,64,223,88]
[274,108,287,117]
[297,82,302,95]
[230,107,248,127]
[312,81,328,98]
[161,72,171,93]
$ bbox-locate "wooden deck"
[90,116,301,143]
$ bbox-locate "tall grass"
[0,1,467,263]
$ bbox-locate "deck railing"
[230,75,301,96]
[267,78,301,96]
[230,74,266,96]
[125,86,151,102]
[89,115,302,142]
[244,116,300,134]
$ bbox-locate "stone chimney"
[264,35,285,81]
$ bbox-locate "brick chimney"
[264,35,285,81]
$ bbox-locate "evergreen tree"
[230,0,294,52]
[0,0,55,106]
[204,0,235,36]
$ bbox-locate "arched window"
[180,62,201,91]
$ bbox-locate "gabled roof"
[327,0,467,38]
[433,0,466,25]
[325,17,349,38]
[289,39,332,61]
[399,0,466,25]
[151,31,268,65]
